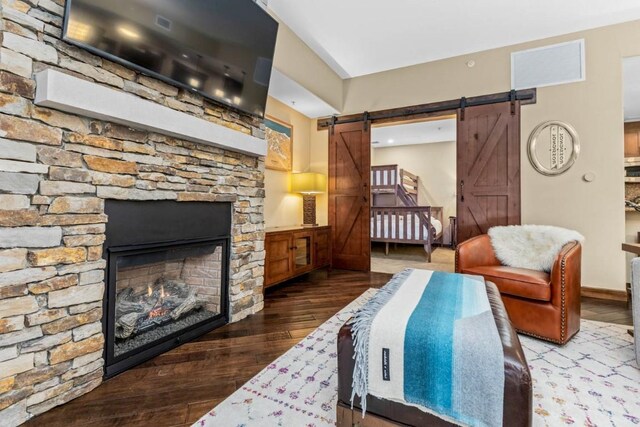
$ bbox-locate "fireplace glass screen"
[113,243,223,357]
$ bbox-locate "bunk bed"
[370,165,445,262]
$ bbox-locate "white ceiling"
[267,68,340,118]
[372,119,456,148]
[268,0,640,78]
[624,56,640,122]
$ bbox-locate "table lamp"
[291,172,326,227]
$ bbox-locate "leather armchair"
[456,234,581,345]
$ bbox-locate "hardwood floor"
[27,270,389,427]
[27,269,632,427]
[582,296,633,326]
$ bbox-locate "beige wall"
[263,18,344,228]
[271,20,344,111]
[311,20,640,290]
[310,122,329,226]
[371,142,457,241]
[264,97,314,228]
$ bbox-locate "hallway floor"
[371,243,455,274]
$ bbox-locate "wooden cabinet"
[264,226,331,290]
[625,122,640,158]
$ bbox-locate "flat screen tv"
[63,0,278,117]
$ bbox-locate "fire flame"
[146,284,170,319]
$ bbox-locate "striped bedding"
[350,269,505,427]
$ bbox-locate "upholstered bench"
[337,281,532,427]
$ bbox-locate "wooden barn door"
[456,101,521,243]
[329,121,371,271]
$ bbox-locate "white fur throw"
[488,225,584,272]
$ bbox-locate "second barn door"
[456,101,521,242]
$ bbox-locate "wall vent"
[511,39,585,90]
[155,15,172,31]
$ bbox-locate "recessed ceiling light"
[188,77,200,87]
[233,96,242,105]
[214,89,225,98]
[118,26,140,40]
[388,139,395,143]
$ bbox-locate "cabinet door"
[292,231,314,275]
[265,234,293,287]
[625,122,640,157]
[625,130,640,157]
[314,229,331,268]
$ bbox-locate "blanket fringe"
[349,268,413,415]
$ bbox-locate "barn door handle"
[460,180,465,202]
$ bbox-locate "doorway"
[369,116,457,274]
[622,55,640,286]
[326,90,529,272]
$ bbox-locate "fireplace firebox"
[103,200,231,377]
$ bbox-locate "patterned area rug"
[194,290,640,426]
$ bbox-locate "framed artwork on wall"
[264,116,293,172]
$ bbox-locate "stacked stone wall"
[0,0,266,424]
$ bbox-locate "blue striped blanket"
[350,269,505,427]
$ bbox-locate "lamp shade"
[291,172,326,194]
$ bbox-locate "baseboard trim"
[581,286,628,302]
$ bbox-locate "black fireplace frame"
[103,200,232,378]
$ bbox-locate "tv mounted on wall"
[63,0,279,117]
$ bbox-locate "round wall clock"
[527,121,580,176]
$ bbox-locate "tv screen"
[63,0,278,117]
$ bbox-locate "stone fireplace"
[0,1,266,424]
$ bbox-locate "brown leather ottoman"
[337,281,532,427]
